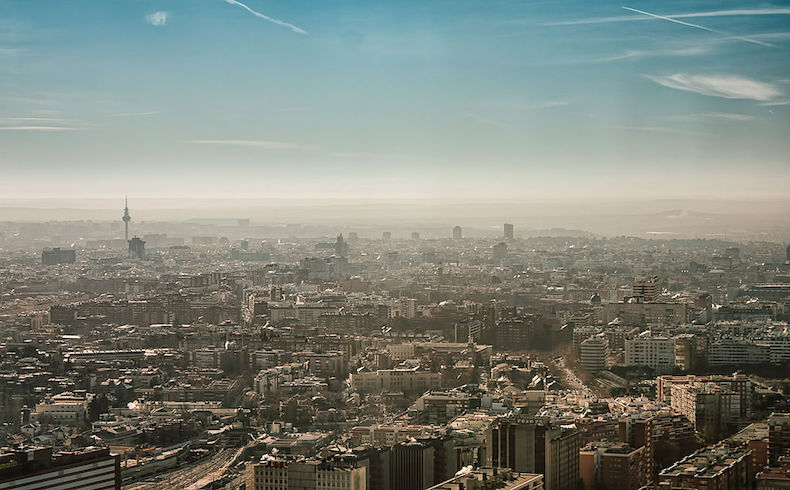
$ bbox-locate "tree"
[88,394,110,422]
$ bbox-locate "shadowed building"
[128,237,145,260]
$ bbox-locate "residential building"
[624,333,675,374]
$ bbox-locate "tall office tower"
[768,413,790,465]
[128,237,145,260]
[335,234,349,258]
[382,231,392,241]
[486,417,580,490]
[493,242,508,262]
[411,232,420,240]
[504,222,514,240]
[122,196,131,241]
[391,440,435,490]
[544,426,581,490]
[452,226,462,239]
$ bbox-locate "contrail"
[622,6,774,47]
[224,0,307,35]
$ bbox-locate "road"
[547,356,595,397]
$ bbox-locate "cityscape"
[0,203,788,489]
[2,0,790,489]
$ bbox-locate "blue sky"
[1,0,789,199]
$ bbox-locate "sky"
[1,0,789,200]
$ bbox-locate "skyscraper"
[335,234,349,258]
[632,276,659,301]
[493,242,508,263]
[122,197,131,242]
[452,226,462,239]
[486,417,580,490]
[128,237,145,260]
[504,222,514,240]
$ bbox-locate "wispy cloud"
[645,74,783,102]
[760,99,790,106]
[549,45,712,66]
[190,139,297,149]
[0,117,88,131]
[115,111,157,117]
[146,11,169,27]
[222,0,307,35]
[3,117,67,123]
[532,100,570,109]
[621,7,773,47]
[595,46,710,63]
[608,125,707,136]
[329,152,396,159]
[665,112,757,122]
[463,111,511,129]
[0,126,78,131]
[545,8,790,26]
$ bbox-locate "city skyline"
[1,0,789,198]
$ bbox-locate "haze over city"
[1,1,790,490]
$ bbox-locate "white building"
[349,367,441,393]
[708,338,771,365]
[390,297,417,319]
[624,332,676,374]
[35,391,91,424]
[580,335,608,372]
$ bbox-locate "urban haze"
[1,1,790,490]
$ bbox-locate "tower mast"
[122,196,131,242]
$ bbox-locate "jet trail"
[622,6,774,47]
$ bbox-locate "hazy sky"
[1,0,789,199]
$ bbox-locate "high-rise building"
[601,444,648,490]
[411,232,420,240]
[493,242,508,263]
[619,415,656,481]
[504,222,514,240]
[335,234,349,258]
[580,443,648,490]
[452,226,462,239]
[544,426,581,490]
[632,276,659,301]
[768,413,790,465]
[624,333,675,374]
[580,335,608,371]
[390,297,417,319]
[128,237,145,260]
[382,231,392,241]
[0,446,120,490]
[486,417,580,490]
[390,440,435,490]
[42,247,76,265]
[122,196,131,242]
[669,377,752,439]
